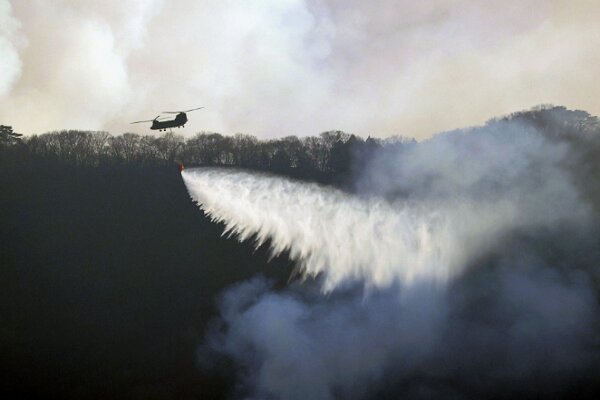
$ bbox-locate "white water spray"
[183,168,443,290]
[181,167,574,291]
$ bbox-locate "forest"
[1,105,599,399]
[2,124,394,188]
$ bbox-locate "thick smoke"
[182,123,590,290]
[3,1,600,138]
[183,119,599,398]
[0,0,22,97]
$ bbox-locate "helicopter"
[130,107,204,132]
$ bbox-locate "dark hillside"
[0,105,598,399]
[0,159,294,399]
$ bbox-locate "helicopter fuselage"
[151,113,188,131]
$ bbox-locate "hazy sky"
[1,0,599,139]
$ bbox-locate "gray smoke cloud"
[2,1,600,138]
[0,0,22,97]
[184,113,600,399]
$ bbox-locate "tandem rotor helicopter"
[130,107,204,132]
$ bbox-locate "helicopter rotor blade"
[130,115,160,124]
[162,107,204,113]
[183,107,204,112]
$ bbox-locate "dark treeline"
[0,105,599,399]
[11,127,409,188]
[3,104,598,184]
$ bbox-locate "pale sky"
[1,0,599,139]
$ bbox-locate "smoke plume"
[183,118,599,399]
[2,1,600,138]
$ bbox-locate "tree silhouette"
[0,125,23,147]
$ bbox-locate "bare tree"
[109,133,141,163]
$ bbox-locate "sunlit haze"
[1,0,599,138]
